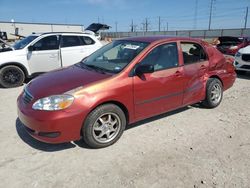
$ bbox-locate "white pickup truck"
[0,32,103,88]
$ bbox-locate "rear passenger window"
[181,42,207,65]
[80,36,95,45]
[61,36,82,47]
[140,42,179,71]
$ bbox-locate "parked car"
[17,36,236,148]
[0,32,102,88]
[216,36,250,56]
[0,38,13,53]
[84,23,111,40]
[234,45,250,73]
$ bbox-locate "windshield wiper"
[80,63,107,74]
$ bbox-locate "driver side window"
[33,36,59,51]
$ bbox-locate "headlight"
[32,94,74,111]
[229,46,238,50]
[235,51,241,57]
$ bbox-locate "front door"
[133,42,184,120]
[28,35,60,74]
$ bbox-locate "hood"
[26,64,112,99]
[85,23,111,33]
[0,49,25,63]
[0,47,13,53]
[239,45,250,54]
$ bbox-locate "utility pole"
[158,16,161,32]
[244,6,249,29]
[115,22,118,32]
[194,0,198,29]
[208,0,215,30]
[145,18,149,32]
[131,19,134,32]
[130,20,137,32]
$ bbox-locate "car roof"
[119,36,202,43]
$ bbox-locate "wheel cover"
[210,83,222,104]
[2,68,22,84]
[92,112,121,144]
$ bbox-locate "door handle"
[174,70,182,77]
[200,65,206,70]
[49,54,57,58]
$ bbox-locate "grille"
[242,54,250,62]
[23,88,34,104]
[241,65,250,69]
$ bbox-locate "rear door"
[60,35,99,67]
[60,35,84,66]
[133,42,184,120]
[180,42,209,105]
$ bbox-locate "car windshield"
[81,40,149,74]
[13,35,38,50]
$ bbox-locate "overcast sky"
[0,0,249,31]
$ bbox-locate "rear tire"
[82,104,126,148]
[0,65,25,88]
[202,78,223,108]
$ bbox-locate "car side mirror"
[28,45,34,51]
[135,64,154,75]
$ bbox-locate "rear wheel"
[0,65,25,88]
[82,104,126,148]
[202,78,223,108]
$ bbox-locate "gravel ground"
[0,73,250,188]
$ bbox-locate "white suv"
[0,32,102,88]
[234,45,250,73]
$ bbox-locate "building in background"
[0,21,84,40]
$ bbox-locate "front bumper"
[234,56,250,72]
[17,95,86,144]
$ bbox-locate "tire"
[0,65,25,88]
[202,78,223,108]
[82,104,126,148]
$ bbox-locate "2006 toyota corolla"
[17,36,236,148]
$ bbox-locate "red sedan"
[17,36,236,148]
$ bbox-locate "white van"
[0,32,102,88]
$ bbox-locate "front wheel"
[0,65,25,88]
[82,104,126,148]
[202,78,223,108]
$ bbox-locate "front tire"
[82,104,126,148]
[0,65,25,88]
[202,78,223,108]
